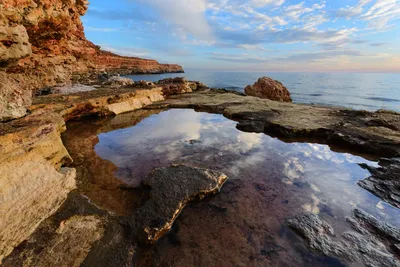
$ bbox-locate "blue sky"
[83,0,400,72]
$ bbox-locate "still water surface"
[64,109,400,266]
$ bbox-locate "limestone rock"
[157,77,207,96]
[359,158,400,208]
[131,165,228,244]
[51,84,97,95]
[0,72,32,121]
[0,0,183,121]
[288,212,400,267]
[245,77,292,102]
[0,25,32,64]
[153,90,400,158]
[20,216,104,267]
[0,152,76,263]
[104,76,134,87]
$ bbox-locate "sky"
[82,0,400,72]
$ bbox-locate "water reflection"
[64,109,400,266]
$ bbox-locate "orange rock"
[0,0,183,121]
[245,77,292,102]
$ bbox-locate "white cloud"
[361,0,400,29]
[139,0,215,41]
[250,0,285,7]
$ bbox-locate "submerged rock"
[131,165,228,244]
[245,77,292,102]
[288,211,400,267]
[359,158,400,208]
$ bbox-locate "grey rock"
[358,158,400,208]
[288,212,400,267]
[130,165,228,244]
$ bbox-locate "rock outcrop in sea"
[245,76,292,102]
[0,0,183,121]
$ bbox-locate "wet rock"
[288,212,400,267]
[359,158,400,208]
[157,77,207,96]
[131,165,228,244]
[0,152,76,263]
[352,208,400,242]
[287,214,347,257]
[245,77,292,102]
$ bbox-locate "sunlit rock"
[245,77,292,102]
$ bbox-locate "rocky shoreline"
[1,0,400,266]
[1,75,399,265]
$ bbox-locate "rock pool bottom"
[61,109,400,266]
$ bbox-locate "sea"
[126,70,400,112]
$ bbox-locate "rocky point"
[0,0,183,121]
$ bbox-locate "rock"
[131,165,228,244]
[245,77,292,102]
[31,86,165,120]
[0,152,76,263]
[104,76,134,87]
[288,212,400,267]
[18,216,104,267]
[151,90,400,158]
[0,0,183,121]
[0,85,170,260]
[358,158,400,208]
[51,84,97,95]
[157,77,208,96]
[352,208,400,241]
[0,25,32,65]
[287,213,348,257]
[0,72,32,121]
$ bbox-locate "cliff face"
[0,0,184,121]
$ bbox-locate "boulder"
[245,77,292,102]
[157,77,208,96]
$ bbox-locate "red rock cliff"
[0,0,184,121]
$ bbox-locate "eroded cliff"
[0,0,183,121]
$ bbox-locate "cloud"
[361,0,400,29]
[207,49,363,64]
[137,0,214,41]
[247,0,285,7]
[335,0,372,18]
[335,0,400,29]
[369,42,387,46]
